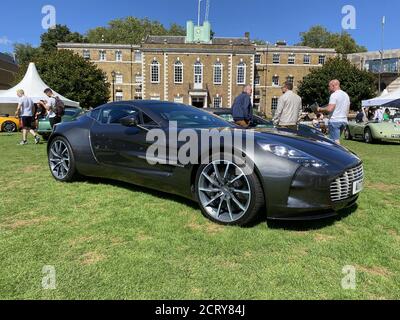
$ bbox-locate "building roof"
[144,35,252,46]
[0,52,17,65]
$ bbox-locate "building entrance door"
[191,96,205,108]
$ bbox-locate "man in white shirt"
[318,79,350,145]
[273,81,303,131]
[39,88,61,129]
[15,89,40,145]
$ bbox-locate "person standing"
[39,88,62,129]
[273,81,302,131]
[318,80,350,145]
[232,85,253,128]
[15,90,40,145]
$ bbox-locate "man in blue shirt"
[232,85,253,128]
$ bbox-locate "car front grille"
[330,164,364,202]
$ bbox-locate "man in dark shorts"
[39,88,62,129]
[16,89,41,145]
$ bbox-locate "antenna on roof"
[205,0,211,21]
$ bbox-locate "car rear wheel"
[195,159,264,226]
[48,136,79,182]
[2,121,17,133]
[344,126,352,140]
[364,127,374,144]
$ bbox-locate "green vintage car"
[344,119,400,143]
[38,107,84,140]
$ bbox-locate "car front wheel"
[195,159,264,226]
[48,136,79,182]
[364,127,374,144]
[344,126,352,140]
[2,121,17,133]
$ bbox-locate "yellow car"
[0,115,20,133]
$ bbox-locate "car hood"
[252,128,361,169]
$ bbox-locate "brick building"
[58,21,336,117]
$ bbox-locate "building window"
[115,74,123,84]
[319,55,326,65]
[272,75,279,86]
[237,62,246,85]
[135,75,142,84]
[151,60,160,83]
[213,96,222,108]
[254,74,260,85]
[83,50,90,60]
[213,62,223,85]
[174,60,183,84]
[115,92,123,102]
[255,54,261,64]
[288,54,296,64]
[174,96,184,104]
[134,51,142,62]
[273,53,280,64]
[150,96,160,101]
[303,54,311,64]
[115,51,122,62]
[286,76,294,85]
[194,61,203,86]
[135,86,142,96]
[99,50,106,61]
[271,97,279,116]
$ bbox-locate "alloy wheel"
[198,160,251,223]
[49,140,71,179]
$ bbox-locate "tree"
[40,24,85,51]
[15,50,109,109]
[297,25,367,54]
[86,17,186,44]
[14,43,42,65]
[297,57,376,110]
[252,39,267,45]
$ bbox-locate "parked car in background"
[344,118,400,143]
[38,107,84,140]
[0,114,19,133]
[204,108,328,140]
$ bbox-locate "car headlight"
[260,143,328,168]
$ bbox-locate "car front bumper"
[265,162,363,221]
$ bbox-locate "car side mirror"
[120,114,139,127]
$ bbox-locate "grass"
[0,132,399,300]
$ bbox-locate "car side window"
[99,105,140,125]
[141,112,159,127]
[90,108,101,121]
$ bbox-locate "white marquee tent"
[362,88,400,108]
[0,62,79,107]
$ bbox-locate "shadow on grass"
[266,204,358,232]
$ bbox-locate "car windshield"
[149,103,234,128]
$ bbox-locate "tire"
[48,136,79,182]
[195,156,264,226]
[2,121,17,133]
[344,126,352,140]
[364,127,374,144]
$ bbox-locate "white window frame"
[319,55,326,65]
[115,92,123,102]
[213,96,222,108]
[254,73,260,85]
[286,76,294,85]
[150,96,161,101]
[194,61,203,87]
[115,74,123,84]
[271,97,279,115]
[174,96,184,104]
[115,50,123,62]
[255,54,261,64]
[272,75,280,87]
[150,60,160,84]
[174,60,184,84]
[288,54,296,64]
[83,49,90,60]
[237,62,246,85]
[134,51,142,63]
[303,54,311,65]
[135,75,143,84]
[213,62,223,85]
[273,53,280,64]
[99,50,106,61]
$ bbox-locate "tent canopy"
[0,62,79,107]
[362,88,400,108]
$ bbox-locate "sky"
[0,0,399,54]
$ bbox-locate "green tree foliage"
[40,24,85,51]
[297,57,376,110]
[297,25,367,54]
[14,43,42,65]
[14,50,109,109]
[86,17,186,44]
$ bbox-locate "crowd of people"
[15,88,64,145]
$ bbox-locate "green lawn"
[0,133,399,300]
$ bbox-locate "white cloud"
[0,36,12,45]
